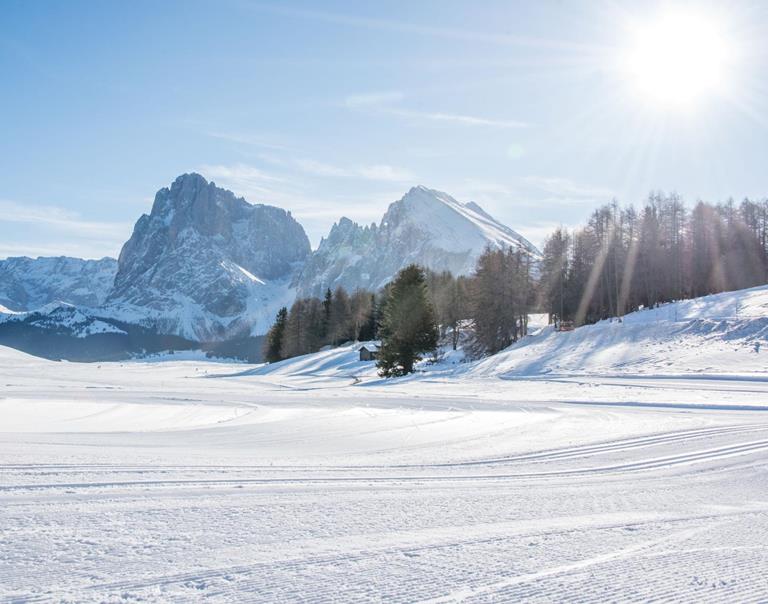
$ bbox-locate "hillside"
[466,284,768,379]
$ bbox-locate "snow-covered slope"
[0,256,117,311]
[467,285,768,379]
[0,302,126,337]
[296,186,540,297]
[105,173,310,340]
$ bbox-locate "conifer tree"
[357,293,378,341]
[263,307,288,363]
[377,265,438,377]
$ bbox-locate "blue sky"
[1,0,767,258]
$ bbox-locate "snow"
[103,275,295,340]
[400,186,540,257]
[466,285,768,380]
[0,302,127,337]
[2,286,768,601]
[0,304,19,317]
[0,255,117,311]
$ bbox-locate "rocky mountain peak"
[107,174,311,340]
[294,186,541,298]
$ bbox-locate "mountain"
[105,173,311,341]
[0,256,117,311]
[0,179,540,361]
[295,185,540,298]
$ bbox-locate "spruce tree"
[321,288,332,341]
[264,307,288,363]
[357,293,378,341]
[377,265,438,377]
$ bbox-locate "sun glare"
[622,10,732,109]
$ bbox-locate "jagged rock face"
[295,186,541,298]
[0,256,117,312]
[107,173,311,341]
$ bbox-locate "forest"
[266,194,768,366]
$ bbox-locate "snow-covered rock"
[0,302,127,338]
[105,173,311,341]
[295,185,541,297]
[0,256,117,312]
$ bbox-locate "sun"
[621,10,732,109]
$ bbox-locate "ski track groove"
[3,429,768,493]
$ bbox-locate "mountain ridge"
[0,175,541,357]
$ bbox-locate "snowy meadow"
[2,288,768,602]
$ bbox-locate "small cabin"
[358,345,379,361]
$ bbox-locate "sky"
[1,0,767,258]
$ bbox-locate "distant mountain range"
[0,173,540,361]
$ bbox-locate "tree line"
[264,246,537,370]
[264,287,377,363]
[538,194,768,325]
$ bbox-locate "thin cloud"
[0,200,131,259]
[392,108,529,129]
[294,158,415,182]
[295,159,350,178]
[357,164,414,182]
[0,200,131,240]
[250,4,598,53]
[204,131,296,151]
[344,90,529,129]
[198,163,286,199]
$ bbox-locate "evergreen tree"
[327,286,353,345]
[357,294,378,341]
[539,228,570,324]
[349,289,374,341]
[263,307,287,363]
[377,265,438,377]
[321,287,332,340]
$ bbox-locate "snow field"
[2,286,768,601]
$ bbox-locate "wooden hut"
[358,345,379,361]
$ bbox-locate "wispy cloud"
[251,4,596,52]
[357,164,414,182]
[0,200,131,240]
[204,131,296,151]
[0,200,132,259]
[198,163,288,202]
[294,159,350,178]
[392,109,529,129]
[344,90,529,129]
[294,158,415,182]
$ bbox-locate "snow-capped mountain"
[0,256,117,312]
[295,185,540,298]
[0,178,540,358]
[105,173,311,341]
